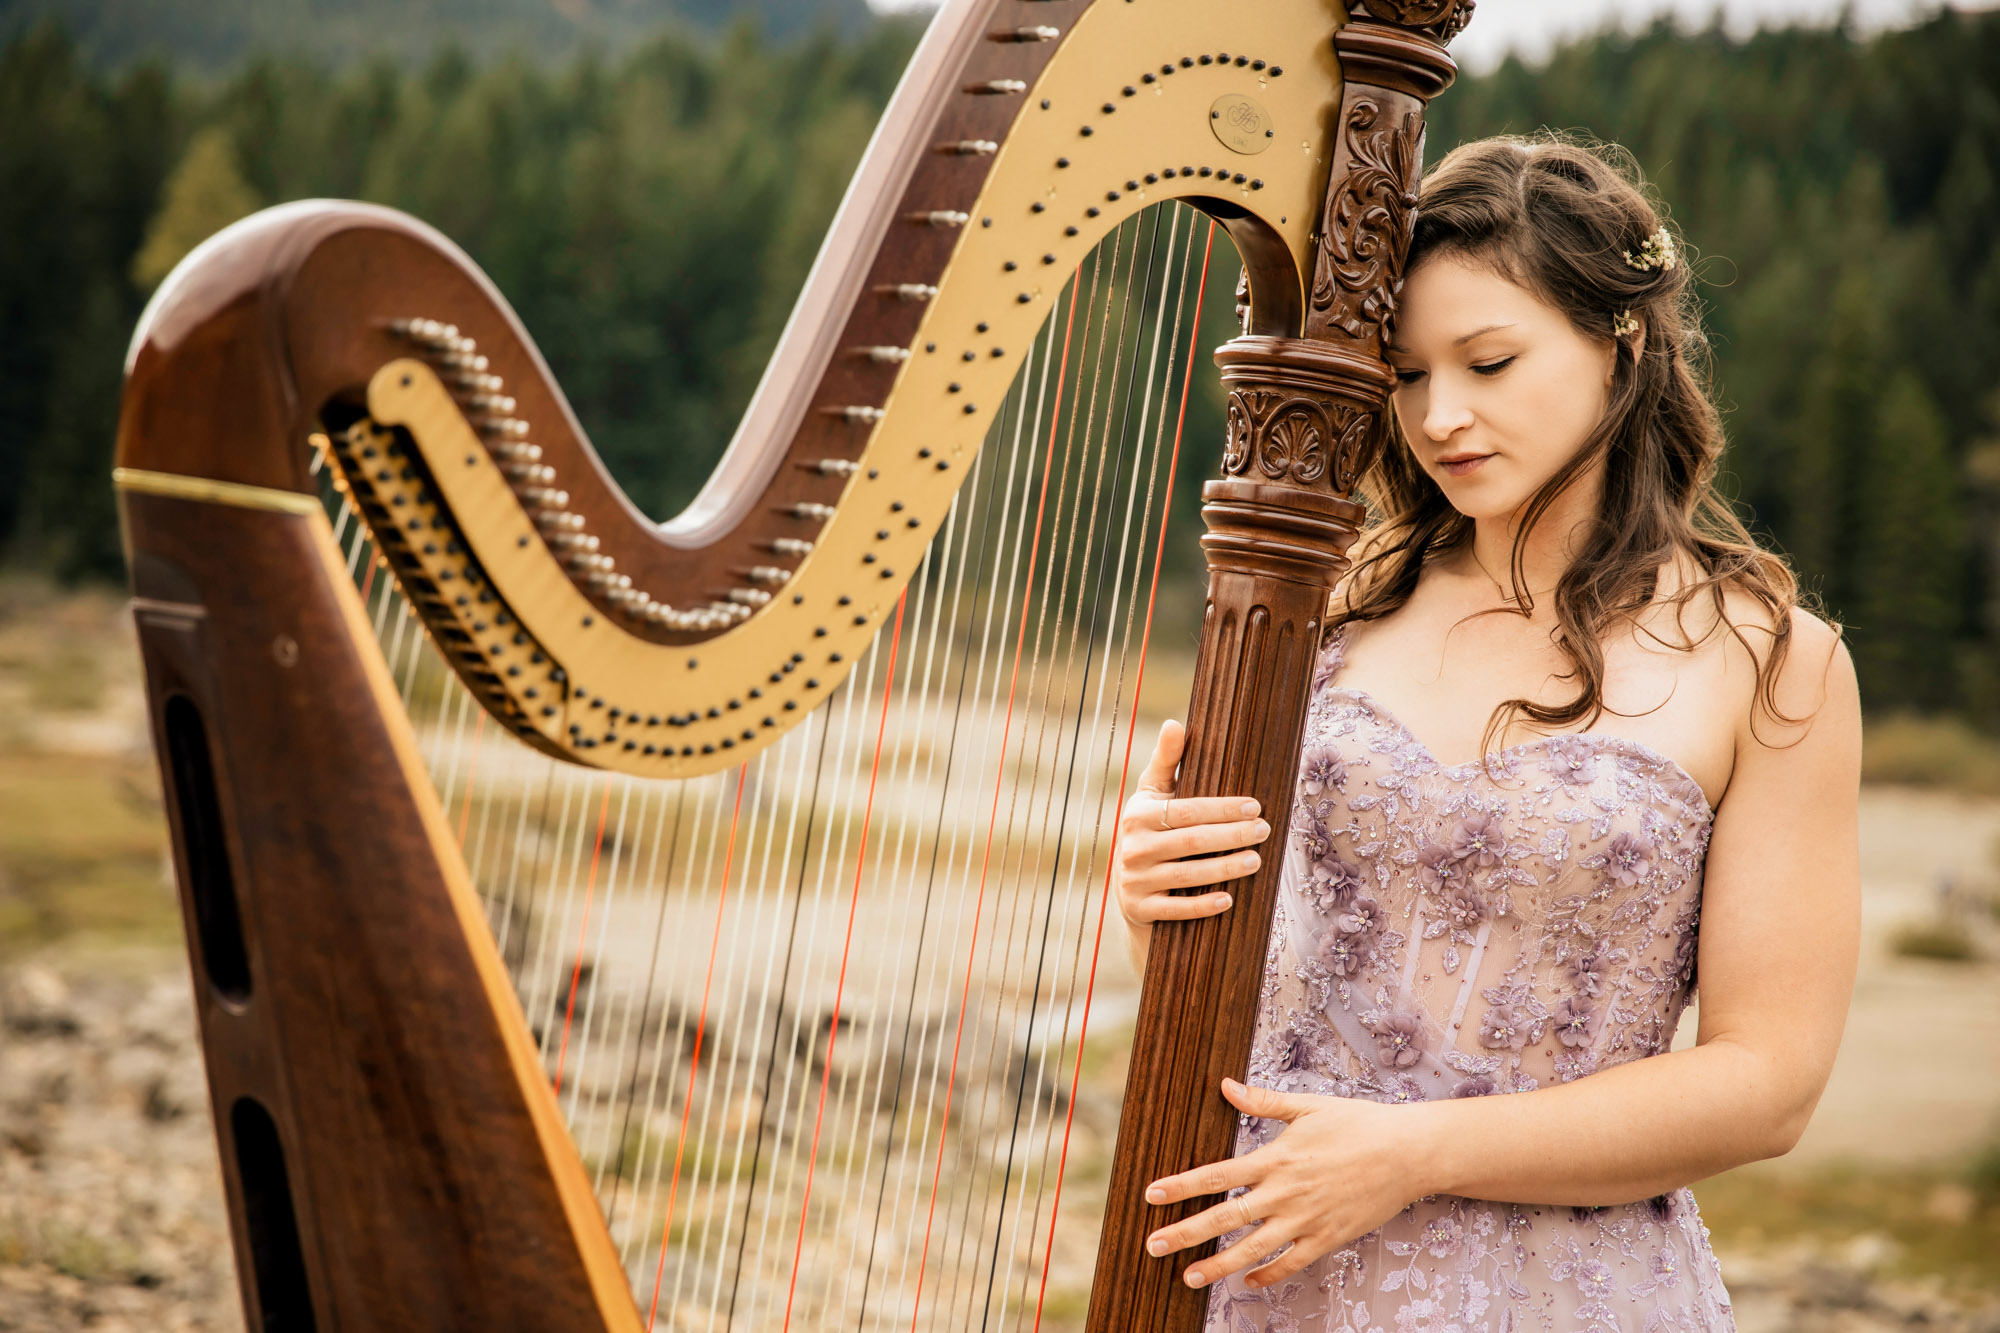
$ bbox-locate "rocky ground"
[0,583,1995,1330]
[1,952,1996,1332]
[0,960,238,1332]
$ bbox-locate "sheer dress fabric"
[1203,621,1737,1333]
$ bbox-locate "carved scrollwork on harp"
[1350,0,1478,43]
[1221,385,1380,490]
[1310,98,1424,356]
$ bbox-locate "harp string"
[700,682,845,1312]
[724,702,838,1325]
[928,207,1154,1329]
[820,462,997,1323]
[993,203,1190,1332]
[846,305,1065,1330]
[728,633,890,1322]
[590,784,682,1199]
[756,244,1088,1320]
[646,758,751,1330]
[1028,215,1218,1332]
[553,777,616,1096]
[318,201,1232,1330]
[905,226,1095,1328]
[987,203,1177,1328]
[954,208,1156,1326]
[781,585,911,1328]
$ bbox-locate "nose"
[1421,380,1474,444]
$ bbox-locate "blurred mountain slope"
[0,0,879,71]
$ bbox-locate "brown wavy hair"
[1333,132,1833,763]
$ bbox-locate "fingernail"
[1146,1186,1164,1203]
[1185,1269,1205,1288]
[1246,853,1261,869]
[1253,820,1270,838]
[1239,800,1260,817]
[1147,1237,1167,1257]
[1215,894,1233,909]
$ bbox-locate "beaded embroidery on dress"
[1205,621,1737,1333]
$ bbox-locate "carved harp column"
[1088,6,1467,1327]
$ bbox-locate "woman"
[1114,135,1862,1331]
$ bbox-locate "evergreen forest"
[3,8,1997,727]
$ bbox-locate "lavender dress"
[1205,622,1737,1333]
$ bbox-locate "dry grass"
[2,574,1997,1321]
[0,577,177,956]
[0,751,178,956]
[1890,917,1983,962]
[1694,1147,2000,1294]
[1864,714,2000,796]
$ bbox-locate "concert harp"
[113,0,1470,1327]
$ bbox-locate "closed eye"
[1393,369,1425,386]
[1471,356,1516,377]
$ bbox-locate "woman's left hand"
[1144,1078,1434,1290]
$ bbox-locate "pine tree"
[1853,369,1965,712]
[130,126,261,289]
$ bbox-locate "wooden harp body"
[114,0,1470,1327]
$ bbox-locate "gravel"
[0,956,1993,1333]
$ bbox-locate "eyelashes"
[1391,355,1515,387]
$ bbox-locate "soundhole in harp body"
[324,203,1230,1328]
[230,1096,317,1331]
[162,693,253,1003]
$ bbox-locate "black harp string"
[1016,208,1207,1325]
[947,207,1150,1328]
[833,358,1032,1319]
[850,272,1076,1327]
[722,691,838,1323]
[848,298,1062,1327]
[1000,201,1198,1328]
[603,779,693,1232]
[978,201,1170,1329]
[881,232,1110,1329]
[965,205,1153,1324]
[934,213,1134,1324]
[812,264,1080,1320]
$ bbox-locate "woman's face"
[1385,253,1618,522]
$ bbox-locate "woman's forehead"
[1393,256,1559,349]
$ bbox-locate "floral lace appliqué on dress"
[1206,622,1736,1333]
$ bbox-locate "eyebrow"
[1387,321,1519,356]
[1452,322,1517,346]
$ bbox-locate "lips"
[1436,453,1490,465]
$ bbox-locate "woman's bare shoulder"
[1707,581,1856,756]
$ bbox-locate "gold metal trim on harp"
[369,0,1349,779]
[113,466,324,516]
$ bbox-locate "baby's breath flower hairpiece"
[1623,227,1677,273]
[1612,309,1642,338]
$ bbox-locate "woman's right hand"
[1114,720,1271,962]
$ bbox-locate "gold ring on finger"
[1235,1197,1255,1229]
[1159,800,1176,831]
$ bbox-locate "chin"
[1437,483,1529,522]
